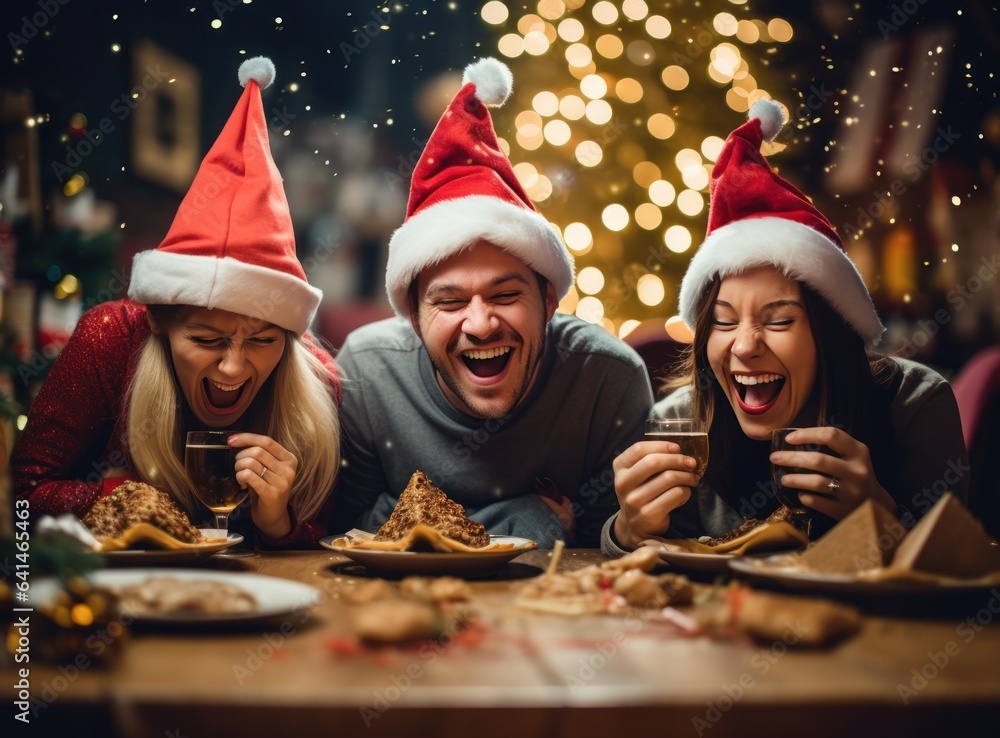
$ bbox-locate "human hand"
[768,426,895,520]
[612,440,702,550]
[227,432,299,539]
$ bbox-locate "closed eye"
[189,336,224,347]
[492,291,522,303]
[432,298,466,310]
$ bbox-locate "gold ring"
[260,466,267,480]
[827,477,840,491]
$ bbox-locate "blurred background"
[0,0,998,443]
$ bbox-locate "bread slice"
[890,493,1000,578]
[797,500,905,574]
[372,471,490,549]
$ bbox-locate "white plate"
[30,569,321,625]
[102,534,245,566]
[320,535,537,577]
[728,554,1000,597]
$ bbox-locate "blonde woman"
[11,57,340,546]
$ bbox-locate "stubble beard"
[431,325,546,419]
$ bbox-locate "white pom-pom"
[748,99,785,142]
[462,57,513,106]
[238,56,276,90]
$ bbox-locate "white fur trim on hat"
[238,56,276,90]
[462,58,513,106]
[385,195,574,318]
[749,99,785,143]
[128,250,322,334]
[678,217,884,346]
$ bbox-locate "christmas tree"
[480,0,804,337]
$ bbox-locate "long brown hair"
[668,275,898,500]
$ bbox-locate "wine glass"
[645,418,709,477]
[184,430,249,545]
[771,427,839,510]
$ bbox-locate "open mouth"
[733,373,785,414]
[202,378,249,413]
[461,346,512,378]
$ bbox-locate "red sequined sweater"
[11,299,342,548]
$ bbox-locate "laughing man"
[332,59,653,547]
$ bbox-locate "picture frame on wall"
[130,39,200,192]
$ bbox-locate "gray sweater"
[602,357,970,556]
[334,313,653,547]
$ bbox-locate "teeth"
[463,347,511,360]
[733,373,782,386]
[211,380,247,392]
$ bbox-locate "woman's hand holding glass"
[612,437,703,550]
[228,432,299,540]
[768,426,896,520]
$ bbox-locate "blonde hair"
[126,328,339,526]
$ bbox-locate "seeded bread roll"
[83,481,204,543]
[374,471,489,548]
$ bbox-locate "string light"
[488,0,795,332]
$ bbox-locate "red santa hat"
[384,57,574,318]
[128,57,321,334]
[678,99,884,346]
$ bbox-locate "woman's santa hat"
[384,57,574,318]
[128,57,321,334]
[678,99,884,346]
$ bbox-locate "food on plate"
[375,471,489,548]
[698,585,861,647]
[890,493,1000,579]
[337,471,513,552]
[796,499,903,574]
[703,505,808,547]
[515,546,693,615]
[343,575,474,643]
[777,493,1000,582]
[83,481,207,546]
[103,577,257,615]
[644,505,810,557]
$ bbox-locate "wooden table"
[6,549,1000,737]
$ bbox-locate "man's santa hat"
[128,57,321,334]
[678,99,884,346]
[385,57,574,318]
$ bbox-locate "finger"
[784,426,862,459]
[770,451,840,477]
[228,433,294,462]
[618,452,698,494]
[614,440,682,471]
[624,470,700,510]
[799,491,851,519]
[639,485,692,526]
[778,472,839,497]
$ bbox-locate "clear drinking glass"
[645,418,709,477]
[184,430,248,538]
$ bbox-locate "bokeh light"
[602,204,629,231]
[637,274,665,306]
[577,266,606,294]
[664,225,693,253]
[481,2,509,25]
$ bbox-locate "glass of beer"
[184,430,248,538]
[645,418,709,477]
